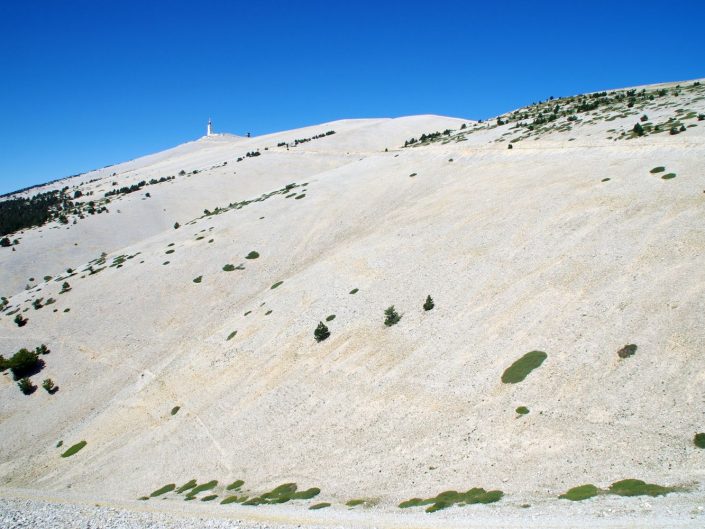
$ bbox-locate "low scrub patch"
[399,487,503,512]
[150,484,176,497]
[193,276,202,283]
[176,479,197,493]
[271,281,283,289]
[501,351,547,383]
[694,433,705,448]
[661,173,676,179]
[608,479,677,497]
[227,331,237,341]
[61,440,87,458]
[243,483,321,505]
[171,406,180,416]
[309,502,330,509]
[650,166,666,174]
[245,251,259,259]
[185,480,218,499]
[227,479,245,490]
[515,406,529,415]
[559,484,600,501]
[617,344,637,358]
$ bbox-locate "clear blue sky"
[1,0,703,194]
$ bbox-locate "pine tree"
[384,305,401,326]
[423,295,435,311]
[314,321,330,342]
[42,378,55,393]
[18,377,35,395]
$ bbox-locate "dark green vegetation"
[0,348,44,380]
[17,377,35,394]
[170,406,180,416]
[193,276,202,283]
[227,479,245,490]
[501,351,547,383]
[150,484,176,497]
[61,440,87,458]
[227,331,237,341]
[617,344,637,358]
[349,288,359,294]
[309,502,330,510]
[559,480,679,501]
[661,173,677,180]
[345,498,376,508]
[325,314,336,321]
[242,483,321,505]
[399,487,503,512]
[694,433,705,448]
[314,322,330,342]
[650,166,666,174]
[14,314,27,327]
[222,264,236,272]
[423,295,434,311]
[201,495,218,501]
[176,479,197,493]
[245,251,260,259]
[384,305,401,326]
[185,480,218,499]
[271,281,283,289]
[221,495,248,504]
[42,378,56,394]
[559,484,600,501]
[515,406,529,415]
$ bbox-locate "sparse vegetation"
[193,276,202,283]
[309,502,330,510]
[384,305,401,326]
[501,351,547,383]
[617,344,637,359]
[694,433,705,448]
[516,406,529,415]
[399,487,503,512]
[314,322,330,342]
[608,479,676,497]
[150,484,176,497]
[227,331,237,341]
[325,314,335,321]
[61,440,87,457]
[1,348,43,380]
[349,288,359,294]
[271,281,283,289]
[171,406,180,416]
[245,251,259,259]
[227,479,245,490]
[42,378,56,393]
[242,483,321,505]
[662,173,676,179]
[222,264,236,272]
[18,377,35,394]
[423,295,434,311]
[14,314,27,327]
[176,479,197,493]
[559,484,600,501]
[185,480,218,499]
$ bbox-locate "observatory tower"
[207,118,213,136]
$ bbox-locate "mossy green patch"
[201,494,218,501]
[661,173,676,179]
[608,479,676,497]
[193,276,202,283]
[309,502,330,509]
[170,406,180,416]
[227,479,245,490]
[516,406,529,415]
[559,484,600,501]
[349,288,359,294]
[150,484,176,497]
[245,251,259,259]
[176,479,197,493]
[226,331,237,341]
[185,480,218,498]
[694,433,705,448]
[223,264,236,272]
[243,483,320,505]
[61,440,87,458]
[399,487,503,512]
[501,351,547,383]
[325,314,336,322]
[271,281,283,289]
[650,166,666,174]
[221,495,248,504]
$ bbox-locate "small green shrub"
[399,487,503,512]
[423,295,434,311]
[185,480,218,498]
[171,406,180,416]
[14,314,27,327]
[271,281,283,289]
[694,433,705,448]
[193,276,202,283]
[384,305,401,326]
[501,351,547,383]
[6,348,41,380]
[325,314,336,321]
[176,479,197,493]
[227,479,245,490]
[349,288,359,294]
[601,178,610,182]
[559,484,600,501]
[42,378,56,393]
[617,344,637,358]
[18,377,35,394]
[245,251,259,259]
[223,264,236,272]
[36,344,50,355]
[201,494,218,501]
[516,406,529,415]
[661,173,676,180]
[608,479,675,497]
[150,484,176,497]
[650,166,665,174]
[309,502,330,510]
[314,322,330,342]
[61,440,87,457]
[165,249,174,254]
[346,499,365,507]
[227,331,237,341]
[221,495,248,504]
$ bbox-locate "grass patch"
[150,484,176,497]
[201,494,218,501]
[171,406,180,416]
[325,314,336,321]
[661,173,676,179]
[223,264,236,272]
[271,281,283,289]
[650,166,666,173]
[176,479,197,493]
[227,331,237,341]
[399,487,503,512]
[245,251,259,259]
[601,178,610,182]
[559,484,600,501]
[349,288,359,294]
[608,479,676,497]
[501,351,547,383]
[295,194,306,199]
[309,502,330,510]
[61,440,87,458]
[346,498,376,507]
[221,495,248,504]
[694,433,705,448]
[515,406,529,415]
[165,249,175,254]
[243,483,321,505]
[193,276,202,283]
[227,479,245,490]
[185,480,218,499]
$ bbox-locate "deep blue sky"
[1,1,703,194]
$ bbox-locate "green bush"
[193,276,202,283]
[201,495,218,501]
[185,480,218,498]
[649,166,665,174]
[176,479,197,493]
[423,295,434,311]
[5,348,41,380]
[309,502,330,510]
[515,406,529,415]
[42,378,56,393]
[325,314,336,321]
[245,251,259,259]
[223,264,236,272]
[227,331,237,341]
[227,479,245,490]
[61,440,87,457]
[271,281,283,289]
[384,305,401,326]
[349,288,359,294]
[18,377,35,395]
[314,322,330,342]
[399,487,503,512]
[35,344,49,355]
[171,406,180,416]
[617,344,637,358]
[150,484,176,497]
[608,479,675,497]
[693,433,705,448]
[661,173,676,180]
[559,484,600,501]
[501,351,547,383]
[14,314,27,327]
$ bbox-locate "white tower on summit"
[206,118,213,136]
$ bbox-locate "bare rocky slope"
[1,79,705,525]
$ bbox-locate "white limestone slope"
[1,81,705,524]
